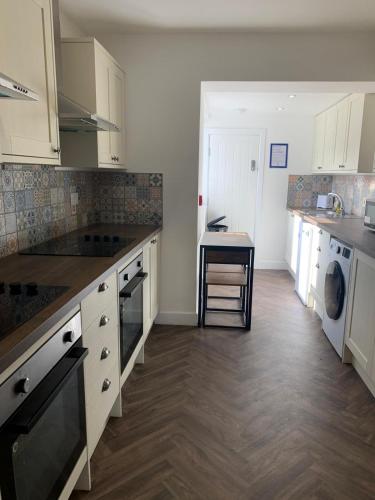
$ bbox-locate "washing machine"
[322,237,353,357]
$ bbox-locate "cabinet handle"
[98,282,108,292]
[101,347,111,360]
[316,263,320,269]
[338,164,345,169]
[100,315,110,326]
[317,166,323,170]
[319,230,323,235]
[151,239,157,244]
[52,146,61,153]
[102,378,111,392]
[317,246,321,252]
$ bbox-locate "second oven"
[118,253,148,374]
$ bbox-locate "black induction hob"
[0,282,69,340]
[20,234,135,258]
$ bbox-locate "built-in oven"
[0,312,87,500]
[118,253,148,374]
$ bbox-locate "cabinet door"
[346,250,375,374]
[333,99,350,171]
[312,113,326,172]
[315,229,330,302]
[94,46,111,122]
[109,63,125,166]
[290,215,301,276]
[322,106,338,171]
[143,242,153,335]
[0,0,59,163]
[285,212,294,272]
[150,236,160,321]
[345,94,364,172]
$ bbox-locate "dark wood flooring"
[71,270,375,500]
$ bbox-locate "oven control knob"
[63,330,75,343]
[16,377,31,394]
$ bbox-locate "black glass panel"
[120,285,143,372]
[9,367,85,500]
[325,261,345,320]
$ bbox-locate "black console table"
[198,232,255,330]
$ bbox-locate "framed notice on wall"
[270,143,288,168]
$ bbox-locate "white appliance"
[364,199,375,231]
[296,222,313,305]
[322,238,353,357]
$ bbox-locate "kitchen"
[1,1,375,499]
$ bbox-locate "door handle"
[250,160,256,171]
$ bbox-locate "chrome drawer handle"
[339,164,345,168]
[101,347,110,360]
[98,282,108,292]
[102,379,111,392]
[100,315,110,326]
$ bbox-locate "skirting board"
[156,311,197,326]
[255,260,288,270]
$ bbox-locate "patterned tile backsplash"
[288,173,375,216]
[0,165,162,258]
[287,175,333,209]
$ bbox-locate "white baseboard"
[255,260,288,270]
[155,311,197,326]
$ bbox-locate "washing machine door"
[325,260,345,320]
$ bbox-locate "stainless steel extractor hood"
[0,72,38,101]
[58,94,120,133]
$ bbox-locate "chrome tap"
[328,192,345,215]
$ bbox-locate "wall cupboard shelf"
[312,93,375,174]
[0,0,60,165]
[60,38,125,169]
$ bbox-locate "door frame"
[203,127,266,245]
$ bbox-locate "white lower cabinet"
[310,226,330,318]
[345,249,375,395]
[80,273,121,460]
[143,234,160,335]
[285,211,301,277]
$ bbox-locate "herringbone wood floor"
[72,271,375,500]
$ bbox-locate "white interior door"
[207,130,262,241]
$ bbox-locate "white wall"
[204,110,314,269]
[68,30,375,324]
[60,10,87,37]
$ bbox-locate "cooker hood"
[0,72,38,101]
[53,0,118,133]
[58,93,120,132]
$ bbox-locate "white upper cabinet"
[0,0,60,164]
[312,93,375,174]
[60,38,125,169]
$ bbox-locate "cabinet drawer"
[83,300,119,393]
[81,273,117,329]
[85,361,120,457]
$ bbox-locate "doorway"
[206,128,264,243]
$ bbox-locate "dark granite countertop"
[287,207,375,258]
[0,224,161,374]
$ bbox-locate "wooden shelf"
[207,264,245,274]
[206,272,247,286]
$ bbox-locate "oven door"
[119,271,148,373]
[0,342,87,500]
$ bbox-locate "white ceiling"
[61,0,375,34]
[205,92,348,116]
